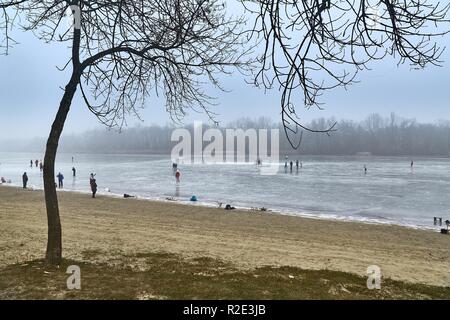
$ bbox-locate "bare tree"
[1,0,449,266]
[1,0,249,265]
[241,0,450,147]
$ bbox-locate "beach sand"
[0,186,449,287]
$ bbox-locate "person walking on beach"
[22,172,28,189]
[57,172,64,188]
[175,169,181,183]
[72,167,76,177]
[90,173,97,198]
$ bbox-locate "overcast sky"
[0,8,449,140]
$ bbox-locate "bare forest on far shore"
[2,113,450,157]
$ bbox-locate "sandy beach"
[0,186,449,287]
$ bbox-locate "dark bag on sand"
[124,194,135,198]
[225,204,235,210]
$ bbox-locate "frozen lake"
[1,152,450,229]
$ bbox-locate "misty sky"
[0,7,449,140]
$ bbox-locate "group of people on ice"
[20,158,98,198]
[284,156,302,173]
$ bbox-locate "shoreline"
[1,186,449,287]
[0,183,436,231]
[3,150,450,159]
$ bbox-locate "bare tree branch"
[0,0,28,54]
[14,0,251,128]
[241,0,450,148]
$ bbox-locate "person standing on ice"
[57,172,64,188]
[90,173,97,198]
[22,172,28,189]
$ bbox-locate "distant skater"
[39,161,43,172]
[35,159,38,168]
[72,167,76,177]
[296,160,299,171]
[290,161,293,173]
[22,172,28,189]
[175,169,181,183]
[57,172,64,188]
[411,161,414,168]
[90,173,97,198]
[364,165,367,174]
[30,160,33,168]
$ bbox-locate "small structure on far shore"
[355,152,372,157]
[434,216,449,234]
[443,220,450,234]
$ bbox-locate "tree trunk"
[43,8,82,265]
[43,72,80,265]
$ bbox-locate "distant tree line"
[2,113,450,157]
[301,114,450,156]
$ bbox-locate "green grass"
[0,251,449,300]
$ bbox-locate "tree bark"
[43,18,82,265]
[43,73,80,265]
